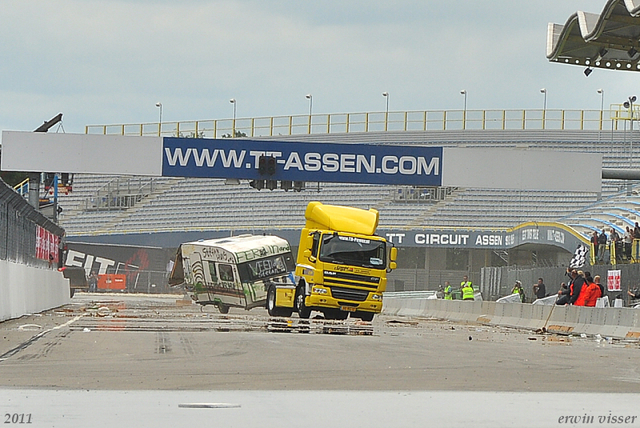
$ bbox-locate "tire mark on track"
[0,315,85,362]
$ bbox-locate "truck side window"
[218,264,235,282]
[311,232,320,258]
[207,261,218,282]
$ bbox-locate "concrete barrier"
[0,260,69,322]
[382,295,640,339]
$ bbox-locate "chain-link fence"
[0,180,64,268]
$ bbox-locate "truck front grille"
[329,287,369,302]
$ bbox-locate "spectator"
[512,280,525,303]
[597,230,608,262]
[88,271,98,292]
[575,274,594,306]
[557,282,570,305]
[436,285,445,299]
[635,222,640,240]
[591,231,599,260]
[584,275,602,307]
[570,270,587,305]
[624,227,633,260]
[461,280,475,301]
[610,228,621,262]
[533,277,546,300]
[444,281,453,300]
[594,275,605,298]
[628,288,640,300]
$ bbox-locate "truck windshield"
[319,234,386,269]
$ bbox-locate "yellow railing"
[85,109,624,138]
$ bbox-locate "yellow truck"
[267,201,397,321]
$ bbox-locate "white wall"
[0,260,70,322]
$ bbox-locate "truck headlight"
[312,287,328,294]
[371,294,383,301]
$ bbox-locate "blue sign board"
[162,138,443,186]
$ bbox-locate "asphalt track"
[1,293,639,427]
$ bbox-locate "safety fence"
[0,180,64,268]
[85,108,632,138]
[0,179,69,321]
[382,296,640,339]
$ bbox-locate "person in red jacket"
[570,270,587,306]
[584,275,602,307]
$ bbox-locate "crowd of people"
[433,272,618,307]
[555,268,605,306]
[590,222,640,263]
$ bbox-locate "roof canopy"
[547,0,640,72]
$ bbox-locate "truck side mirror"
[305,234,314,248]
[303,249,315,262]
[390,247,398,262]
[389,261,397,270]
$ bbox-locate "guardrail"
[86,108,633,138]
[382,296,640,339]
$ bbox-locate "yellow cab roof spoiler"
[304,201,379,236]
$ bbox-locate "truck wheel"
[218,304,230,314]
[296,286,311,319]
[267,286,293,317]
[267,286,279,316]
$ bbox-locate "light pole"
[597,89,605,132]
[229,98,236,137]
[382,92,389,131]
[624,95,637,168]
[155,102,162,136]
[460,90,467,129]
[306,94,312,134]
[540,88,547,129]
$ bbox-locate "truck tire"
[218,304,230,314]
[267,285,278,316]
[267,286,293,317]
[296,285,311,319]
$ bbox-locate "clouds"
[0,0,633,133]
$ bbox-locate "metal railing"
[86,108,631,138]
[84,176,157,211]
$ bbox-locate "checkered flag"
[569,245,589,268]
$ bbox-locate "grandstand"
[33,113,639,293]
[56,127,634,241]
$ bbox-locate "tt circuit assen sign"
[162,138,442,186]
[380,222,588,253]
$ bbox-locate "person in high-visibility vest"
[461,276,474,301]
[444,281,453,300]
[512,280,525,303]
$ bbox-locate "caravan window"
[218,264,235,282]
[207,261,218,282]
[237,252,295,282]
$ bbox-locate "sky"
[0,0,636,134]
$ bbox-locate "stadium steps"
[91,177,184,234]
[405,188,463,227]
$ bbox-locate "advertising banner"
[162,138,443,185]
[607,270,621,292]
[36,225,59,264]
